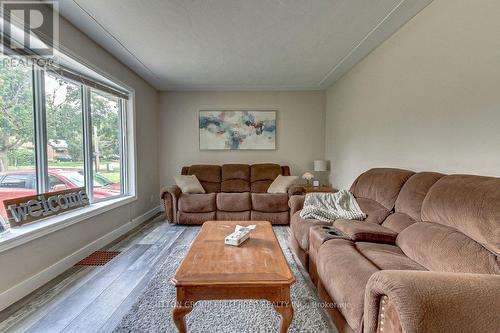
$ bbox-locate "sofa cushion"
[221,164,250,192]
[216,192,251,212]
[250,211,289,225]
[250,163,282,193]
[382,212,416,233]
[251,193,289,212]
[290,211,331,251]
[187,165,221,182]
[356,198,390,224]
[317,239,375,332]
[395,172,444,220]
[267,175,299,194]
[332,220,397,244]
[251,181,273,193]
[377,172,444,233]
[177,211,216,225]
[397,222,500,274]
[174,175,205,194]
[185,165,221,193]
[222,164,250,180]
[421,174,500,255]
[217,211,251,221]
[250,163,282,182]
[350,168,415,211]
[221,179,250,193]
[317,239,424,332]
[356,242,426,271]
[198,182,220,193]
[178,193,216,213]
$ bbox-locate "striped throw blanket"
[300,189,366,222]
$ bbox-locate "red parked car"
[0,169,120,220]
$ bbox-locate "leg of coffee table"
[172,305,192,333]
[274,304,294,333]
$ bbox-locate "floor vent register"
[75,250,120,266]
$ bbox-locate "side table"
[303,186,337,193]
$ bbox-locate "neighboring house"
[47,139,70,161]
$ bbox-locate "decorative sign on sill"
[3,187,90,227]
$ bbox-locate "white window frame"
[28,66,133,203]
[0,47,137,253]
[85,88,129,203]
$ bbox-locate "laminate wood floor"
[0,216,189,333]
[0,218,295,333]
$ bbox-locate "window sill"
[0,196,137,254]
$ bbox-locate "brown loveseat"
[162,163,301,225]
[289,168,500,333]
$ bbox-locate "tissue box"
[225,229,250,246]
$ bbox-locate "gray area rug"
[113,226,336,333]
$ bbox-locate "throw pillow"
[174,175,205,194]
[267,175,299,194]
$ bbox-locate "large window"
[0,54,131,229]
[45,72,85,192]
[91,90,122,199]
[0,56,36,226]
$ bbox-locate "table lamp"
[314,160,328,172]
[313,160,328,186]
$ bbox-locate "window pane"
[0,56,36,228]
[44,72,85,193]
[90,90,121,200]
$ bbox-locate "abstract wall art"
[199,110,276,150]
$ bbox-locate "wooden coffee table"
[171,221,295,332]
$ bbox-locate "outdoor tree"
[0,58,119,173]
[45,76,119,167]
[45,73,83,161]
[90,92,119,171]
[0,59,34,172]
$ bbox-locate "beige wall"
[159,91,326,186]
[325,0,500,189]
[0,17,159,308]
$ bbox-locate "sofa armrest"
[160,185,181,223]
[288,195,305,216]
[288,185,305,196]
[332,219,397,244]
[364,270,500,333]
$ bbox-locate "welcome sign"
[3,187,89,227]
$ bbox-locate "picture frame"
[312,180,320,187]
[199,110,277,150]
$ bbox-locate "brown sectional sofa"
[289,168,500,333]
[162,163,301,225]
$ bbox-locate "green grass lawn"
[9,161,89,169]
[99,171,120,183]
[49,161,84,167]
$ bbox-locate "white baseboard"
[0,205,161,312]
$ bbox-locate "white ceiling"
[59,0,433,91]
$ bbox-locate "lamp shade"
[314,160,328,172]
